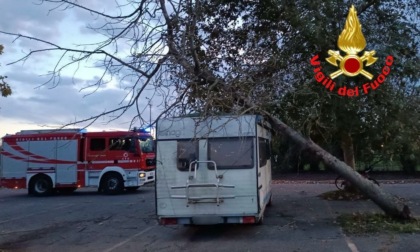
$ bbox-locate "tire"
[101,173,124,195]
[29,175,53,196]
[335,176,346,190]
[256,215,264,225]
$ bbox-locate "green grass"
[321,190,420,234]
[337,212,420,235]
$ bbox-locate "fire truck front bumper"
[138,170,155,185]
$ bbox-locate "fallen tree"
[266,114,412,219]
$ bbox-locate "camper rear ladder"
[171,160,235,205]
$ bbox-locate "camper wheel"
[101,172,124,195]
[256,215,264,225]
[29,174,53,196]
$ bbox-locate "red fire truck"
[0,128,156,196]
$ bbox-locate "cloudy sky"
[0,1,158,139]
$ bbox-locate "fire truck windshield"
[138,137,154,153]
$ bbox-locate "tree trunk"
[340,132,356,169]
[267,114,412,219]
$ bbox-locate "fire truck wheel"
[101,173,124,195]
[29,175,53,196]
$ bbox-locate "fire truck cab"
[0,128,156,196]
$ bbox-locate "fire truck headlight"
[139,172,146,178]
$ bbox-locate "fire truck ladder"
[171,160,235,205]
[17,129,83,135]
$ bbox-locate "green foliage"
[0,77,11,97]
[259,1,420,169]
[337,212,420,234]
[273,1,420,163]
[0,44,12,97]
[172,0,420,172]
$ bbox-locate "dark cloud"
[0,69,153,130]
[0,1,65,41]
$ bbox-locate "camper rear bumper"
[158,215,260,225]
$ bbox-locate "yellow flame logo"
[326,5,377,79]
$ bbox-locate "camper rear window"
[208,137,254,169]
[177,140,198,171]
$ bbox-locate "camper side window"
[177,140,198,171]
[259,138,271,167]
[208,137,254,169]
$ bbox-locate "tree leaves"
[179,0,419,167]
[0,44,12,97]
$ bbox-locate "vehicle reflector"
[160,218,178,225]
[242,216,256,224]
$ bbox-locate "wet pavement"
[0,182,419,252]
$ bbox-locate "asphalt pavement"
[0,181,419,252]
[268,182,420,252]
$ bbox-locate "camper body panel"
[156,115,272,225]
[156,139,258,216]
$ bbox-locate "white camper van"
[156,115,273,225]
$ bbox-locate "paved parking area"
[0,183,419,252]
